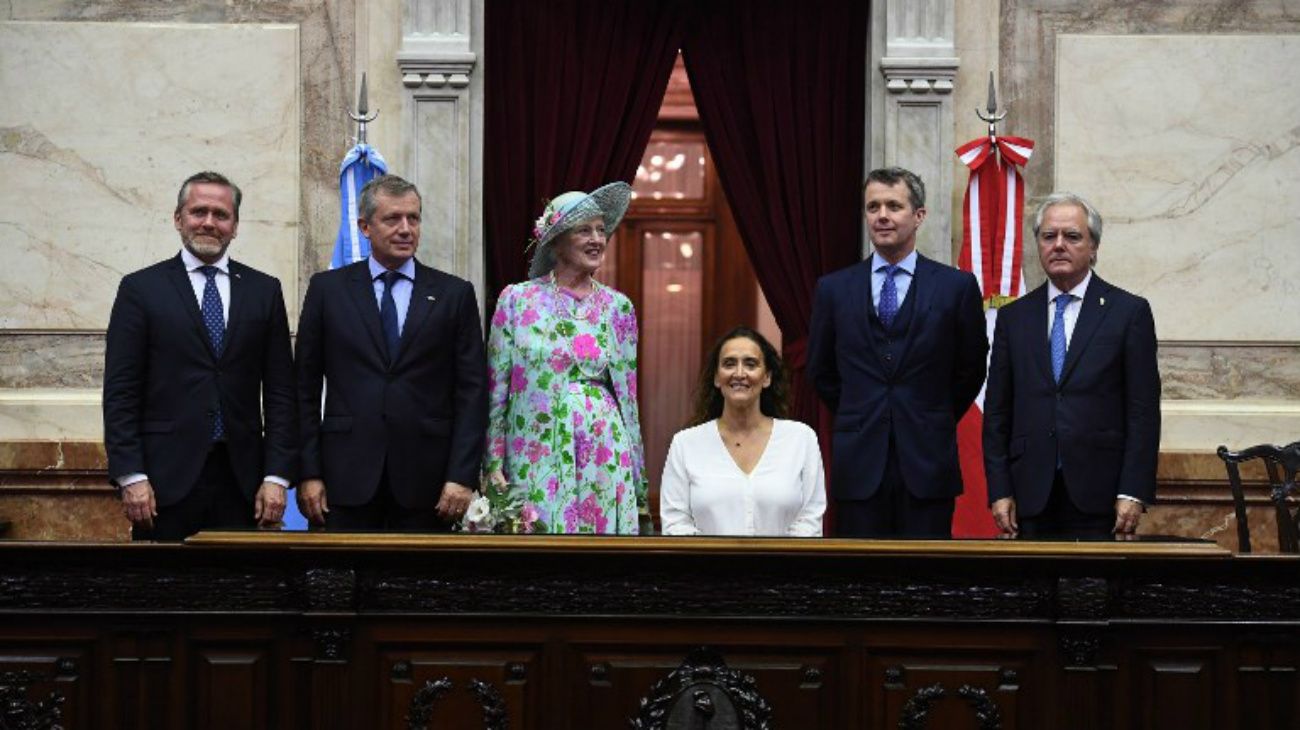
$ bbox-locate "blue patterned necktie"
[1050,292,1071,383]
[379,270,402,362]
[878,264,900,328]
[199,266,226,440]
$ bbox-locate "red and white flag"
[952,134,1034,538]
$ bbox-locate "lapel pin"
[1099,297,1105,306]
[427,295,436,302]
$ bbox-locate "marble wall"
[0,1,355,440]
[999,0,1300,456]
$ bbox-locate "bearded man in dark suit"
[983,192,1161,538]
[295,174,487,531]
[104,171,296,540]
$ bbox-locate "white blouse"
[660,419,826,537]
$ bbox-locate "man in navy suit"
[104,171,296,540]
[983,193,1160,538]
[808,167,988,537]
[295,174,487,531]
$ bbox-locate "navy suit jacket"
[295,259,488,509]
[982,274,1161,516]
[807,253,988,500]
[103,254,297,506]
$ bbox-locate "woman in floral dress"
[483,182,649,533]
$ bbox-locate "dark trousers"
[326,469,449,532]
[133,443,251,541]
[1019,470,1114,539]
[835,437,954,538]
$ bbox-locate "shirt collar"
[872,249,918,275]
[368,255,416,281]
[181,247,230,274]
[1047,269,1093,302]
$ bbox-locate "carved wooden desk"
[1,534,1296,729]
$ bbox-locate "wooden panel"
[376,647,539,730]
[109,630,177,730]
[192,645,271,730]
[868,633,1040,727]
[569,641,841,730]
[1234,638,1300,730]
[0,643,92,730]
[1134,648,1218,730]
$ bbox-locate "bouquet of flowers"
[459,479,540,533]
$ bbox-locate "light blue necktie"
[878,264,900,328]
[1050,293,1070,383]
[200,266,226,440]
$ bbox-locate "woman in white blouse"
[660,327,826,536]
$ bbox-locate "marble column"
[395,0,485,311]
[869,0,959,263]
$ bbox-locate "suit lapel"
[1059,274,1112,385]
[850,259,878,354]
[1021,285,1054,384]
[222,260,248,359]
[394,262,441,370]
[895,254,934,369]
[165,255,217,361]
[345,262,388,361]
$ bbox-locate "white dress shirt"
[367,255,416,334]
[660,419,826,536]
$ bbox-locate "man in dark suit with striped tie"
[104,171,297,540]
[295,175,487,531]
[983,193,1161,538]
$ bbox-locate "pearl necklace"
[548,273,608,382]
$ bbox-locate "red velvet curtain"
[483,0,688,307]
[681,0,867,428]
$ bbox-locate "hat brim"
[535,181,632,249]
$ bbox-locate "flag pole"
[976,71,1006,140]
[349,72,379,145]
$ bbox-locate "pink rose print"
[490,438,505,458]
[616,482,626,504]
[491,307,507,327]
[520,307,539,326]
[594,444,612,466]
[510,436,526,454]
[546,476,560,499]
[526,439,550,464]
[572,333,601,360]
[572,411,584,428]
[620,451,632,467]
[626,370,638,400]
[574,430,593,470]
[549,348,570,374]
[510,365,528,393]
[593,419,606,437]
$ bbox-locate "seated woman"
[483,182,649,534]
[660,327,826,536]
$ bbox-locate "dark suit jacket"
[808,254,988,500]
[982,275,1161,516]
[103,254,297,506]
[295,259,488,508]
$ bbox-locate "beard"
[183,234,230,262]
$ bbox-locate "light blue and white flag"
[330,143,389,268]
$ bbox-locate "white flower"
[462,494,496,532]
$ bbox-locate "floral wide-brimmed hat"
[527,181,631,278]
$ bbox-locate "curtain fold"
[681,0,867,429]
[483,0,688,308]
